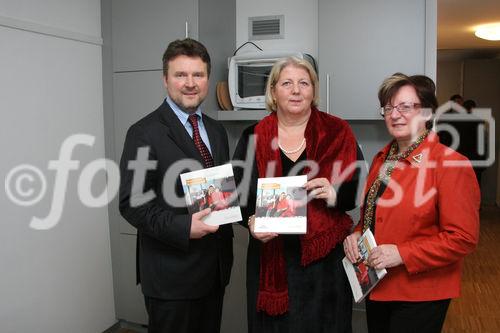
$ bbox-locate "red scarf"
[254,106,357,316]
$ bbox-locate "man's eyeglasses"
[380,102,421,116]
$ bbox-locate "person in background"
[233,56,364,333]
[119,38,233,333]
[462,99,476,112]
[462,99,488,186]
[437,97,487,187]
[344,73,479,333]
[449,93,464,105]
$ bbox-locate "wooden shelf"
[217,110,269,121]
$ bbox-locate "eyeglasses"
[380,102,421,116]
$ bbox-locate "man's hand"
[190,208,219,239]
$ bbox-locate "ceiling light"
[475,23,500,41]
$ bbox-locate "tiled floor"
[108,323,146,333]
[109,309,368,333]
[352,307,368,333]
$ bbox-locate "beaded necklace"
[362,130,430,232]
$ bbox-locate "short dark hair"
[162,38,211,77]
[449,94,463,102]
[378,72,438,128]
[463,99,477,111]
[378,73,437,109]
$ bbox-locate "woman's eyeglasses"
[380,102,421,116]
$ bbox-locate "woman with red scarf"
[343,73,479,332]
[274,192,292,217]
[233,57,363,332]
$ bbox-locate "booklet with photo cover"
[342,229,387,303]
[180,163,242,226]
[254,175,307,234]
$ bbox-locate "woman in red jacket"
[344,73,480,333]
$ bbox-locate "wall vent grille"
[249,15,284,40]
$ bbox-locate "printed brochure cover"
[255,175,307,234]
[342,229,387,303]
[180,163,242,226]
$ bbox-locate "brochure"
[254,175,307,234]
[342,229,387,303]
[180,163,242,226]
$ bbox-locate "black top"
[233,124,365,333]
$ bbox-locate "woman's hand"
[368,244,403,269]
[305,178,337,206]
[248,215,278,243]
[343,231,361,263]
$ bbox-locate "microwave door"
[236,64,272,109]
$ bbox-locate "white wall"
[236,0,318,58]
[0,1,115,332]
[0,0,101,37]
[437,60,463,105]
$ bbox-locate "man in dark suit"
[119,38,233,333]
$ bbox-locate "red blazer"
[355,132,480,301]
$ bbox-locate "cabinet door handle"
[326,74,331,114]
[185,20,189,38]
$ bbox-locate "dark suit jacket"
[119,101,233,300]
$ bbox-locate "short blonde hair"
[265,57,319,112]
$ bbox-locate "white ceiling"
[438,0,500,49]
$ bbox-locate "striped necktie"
[188,114,214,168]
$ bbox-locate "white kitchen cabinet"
[111,0,198,72]
[318,0,436,119]
[113,70,167,235]
[114,234,148,324]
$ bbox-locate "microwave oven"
[227,51,315,110]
